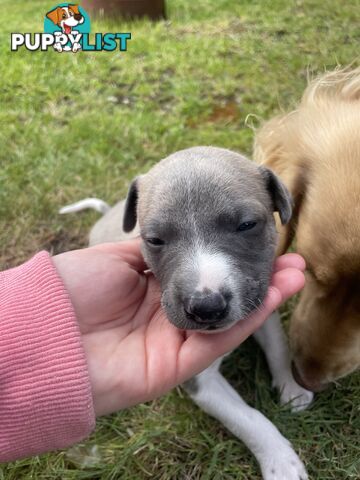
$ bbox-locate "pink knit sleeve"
[0,252,95,462]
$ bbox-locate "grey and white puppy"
[61,146,312,480]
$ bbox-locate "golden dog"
[254,67,360,392]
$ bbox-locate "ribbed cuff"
[0,252,95,462]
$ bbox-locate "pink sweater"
[0,252,95,462]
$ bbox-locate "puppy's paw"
[277,376,314,412]
[259,442,308,480]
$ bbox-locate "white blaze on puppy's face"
[194,250,232,292]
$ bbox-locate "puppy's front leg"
[184,360,308,480]
[254,312,313,411]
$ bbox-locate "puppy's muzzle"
[184,291,229,324]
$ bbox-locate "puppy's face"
[124,147,291,331]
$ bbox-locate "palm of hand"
[55,242,187,415]
[54,240,305,416]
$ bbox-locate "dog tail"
[59,198,111,215]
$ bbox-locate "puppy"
[46,4,84,52]
[61,146,312,479]
[254,68,360,392]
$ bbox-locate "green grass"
[1,0,359,478]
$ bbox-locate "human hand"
[53,240,305,416]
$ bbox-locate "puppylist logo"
[11,3,131,53]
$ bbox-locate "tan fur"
[254,67,360,390]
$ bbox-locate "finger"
[178,267,305,383]
[273,253,306,273]
[270,267,305,300]
[93,238,148,272]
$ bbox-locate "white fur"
[59,198,110,215]
[189,360,308,480]
[194,250,231,292]
[254,312,314,412]
[185,313,312,479]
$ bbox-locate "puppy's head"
[46,5,84,32]
[124,147,291,331]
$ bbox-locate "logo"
[11,3,131,53]
[44,3,90,52]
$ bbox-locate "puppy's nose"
[185,292,228,323]
[74,13,82,21]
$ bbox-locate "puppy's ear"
[259,166,292,225]
[46,7,61,25]
[123,177,140,232]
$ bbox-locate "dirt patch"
[206,101,239,122]
[186,100,239,128]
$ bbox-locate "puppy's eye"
[237,221,257,232]
[62,13,67,18]
[145,237,165,246]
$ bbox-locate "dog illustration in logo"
[46,4,84,52]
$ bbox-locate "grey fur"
[89,200,140,245]
[89,146,292,332]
